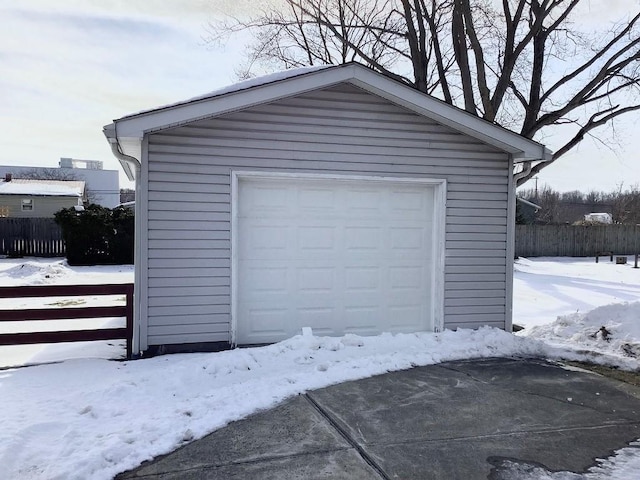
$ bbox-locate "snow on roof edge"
[120,65,333,120]
[0,179,85,197]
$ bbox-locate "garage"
[104,62,551,353]
[234,173,444,344]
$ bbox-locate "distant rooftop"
[59,157,103,170]
[0,178,85,197]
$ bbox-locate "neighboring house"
[515,197,541,224]
[0,176,85,218]
[104,63,551,354]
[0,158,120,208]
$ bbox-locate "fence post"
[125,284,134,359]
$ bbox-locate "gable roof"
[0,179,85,197]
[105,62,551,180]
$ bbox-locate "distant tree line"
[518,185,640,225]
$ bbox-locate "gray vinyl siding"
[0,195,80,218]
[144,83,509,346]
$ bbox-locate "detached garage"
[104,62,551,354]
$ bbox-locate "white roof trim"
[104,63,550,162]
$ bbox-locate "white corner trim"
[433,178,447,333]
[136,137,150,351]
[229,170,447,343]
[505,157,517,333]
[230,171,240,347]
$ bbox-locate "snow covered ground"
[0,258,133,367]
[514,256,640,329]
[1,256,640,479]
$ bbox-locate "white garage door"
[235,175,437,344]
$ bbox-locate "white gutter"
[104,124,140,181]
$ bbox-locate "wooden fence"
[0,283,134,359]
[515,225,640,257]
[0,218,65,257]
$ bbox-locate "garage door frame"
[230,170,447,345]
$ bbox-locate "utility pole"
[533,176,539,200]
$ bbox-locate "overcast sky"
[1,0,638,192]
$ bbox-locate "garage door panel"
[242,265,289,293]
[297,187,337,209]
[244,307,289,341]
[345,227,382,250]
[297,267,336,293]
[236,176,437,344]
[345,267,380,291]
[298,226,337,251]
[241,224,289,252]
[388,304,425,330]
[344,306,380,332]
[389,266,425,290]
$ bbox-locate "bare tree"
[19,168,79,181]
[212,0,640,185]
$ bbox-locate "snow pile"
[492,441,640,479]
[0,259,133,287]
[521,302,640,369]
[0,261,72,285]
[1,327,546,480]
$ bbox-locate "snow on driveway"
[1,256,640,479]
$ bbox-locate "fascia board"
[112,65,359,138]
[110,62,549,161]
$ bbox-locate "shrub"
[55,205,134,265]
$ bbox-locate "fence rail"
[0,283,134,359]
[515,225,640,258]
[0,218,65,257]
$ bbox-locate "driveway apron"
[118,357,640,479]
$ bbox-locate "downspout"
[107,136,140,181]
[513,161,532,185]
[105,126,143,355]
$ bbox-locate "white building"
[584,212,613,224]
[0,158,120,208]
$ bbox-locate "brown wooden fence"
[0,218,65,257]
[515,225,640,257]
[0,283,134,359]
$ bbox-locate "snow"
[491,441,640,479]
[1,256,640,479]
[122,65,330,119]
[0,179,85,197]
[513,256,640,328]
[0,259,133,367]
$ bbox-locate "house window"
[21,199,34,211]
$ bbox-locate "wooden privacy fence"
[0,218,65,257]
[0,283,134,359]
[516,225,640,257]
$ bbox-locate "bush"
[55,205,134,265]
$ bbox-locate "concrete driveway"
[118,358,640,479]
